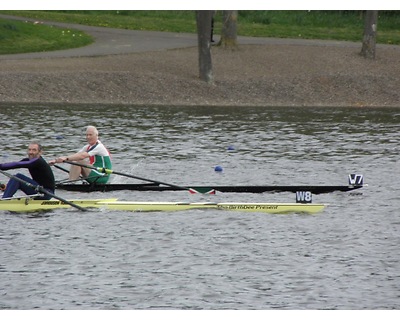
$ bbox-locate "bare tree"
[196,10,213,83]
[360,10,378,59]
[218,10,238,49]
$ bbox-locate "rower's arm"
[50,151,90,164]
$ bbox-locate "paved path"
[1,13,395,60]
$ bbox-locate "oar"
[54,164,70,174]
[53,164,88,184]
[63,160,212,193]
[0,169,87,211]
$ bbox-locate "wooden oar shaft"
[0,169,87,211]
[64,160,188,191]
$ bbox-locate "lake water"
[0,104,399,310]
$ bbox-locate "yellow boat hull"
[100,201,325,214]
[0,198,326,214]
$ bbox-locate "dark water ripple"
[0,105,399,310]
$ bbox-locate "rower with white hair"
[50,125,112,184]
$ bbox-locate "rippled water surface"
[0,105,399,310]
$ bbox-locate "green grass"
[0,18,93,54]
[238,11,400,44]
[0,10,399,54]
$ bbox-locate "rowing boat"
[0,198,326,214]
[55,182,363,194]
[53,167,364,194]
[55,174,365,194]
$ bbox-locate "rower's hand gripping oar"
[63,160,210,193]
[0,169,87,211]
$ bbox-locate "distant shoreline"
[1,13,399,107]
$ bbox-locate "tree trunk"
[196,10,213,83]
[360,10,378,59]
[219,10,238,49]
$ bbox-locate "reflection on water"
[0,104,399,309]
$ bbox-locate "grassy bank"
[0,17,93,54]
[1,10,399,54]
